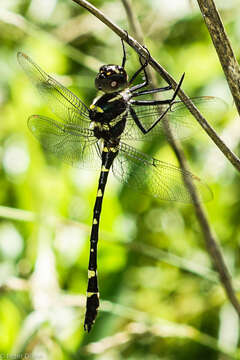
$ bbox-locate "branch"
[197,0,240,116]
[72,0,240,319]
[72,0,240,173]
[168,134,240,318]
[121,0,144,43]
[121,0,240,321]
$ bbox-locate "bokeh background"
[0,0,240,359]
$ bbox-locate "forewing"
[28,115,99,169]
[112,142,212,203]
[17,52,90,127]
[122,96,226,141]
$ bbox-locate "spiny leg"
[130,84,172,97]
[129,49,175,96]
[130,73,185,107]
[128,46,150,88]
[84,144,118,332]
[121,37,127,68]
[121,31,150,90]
[129,73,185,134]
[129,105,170,135]
[129,48,150,92]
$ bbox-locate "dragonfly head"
[95,64,128,93]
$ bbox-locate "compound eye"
[111,81,117,87]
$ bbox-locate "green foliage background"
[0,0,240,359]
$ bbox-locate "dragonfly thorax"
[90,92,128,141]
[95,64,128,93]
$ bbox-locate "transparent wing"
[112,142,212,203]
[28,115,99,169]
[122,96,226,141]
[17,52,90,127]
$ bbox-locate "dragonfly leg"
[130,84,172,98]
[120,31,149,89]
[130,73,185,106]
[121,32,128,68]
[129,74,185,134]
[128,47,150,89]
[129,105,170,134]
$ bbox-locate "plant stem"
[121,0,240,320]
[197,0,240,116]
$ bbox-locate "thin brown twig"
[197,0,240,116]
[73,0,240,319]
[121,0,144,43]
[167,133,240,318]
[121,2,222,291]
[121,0,240,321]
[72,0,240,173]
[121,0,156,87]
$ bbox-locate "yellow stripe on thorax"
[90,104,104,113]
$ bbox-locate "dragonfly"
[18,40,216,332]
